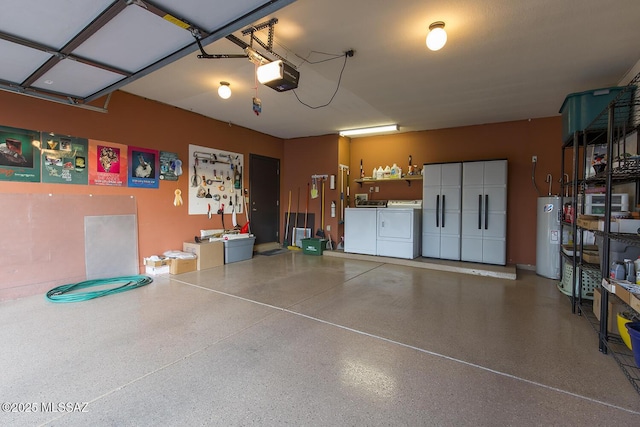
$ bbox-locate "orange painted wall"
[337,136,351,241]
[282,134,340,245]
[1,86,562,298]
[348,117,562,265]
[0,90,283,288]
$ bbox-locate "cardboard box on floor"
[170,257,197,275]
[144,257,171,275]
[145,265,170,275]
[183,241,224,270]
[144,257,170,267]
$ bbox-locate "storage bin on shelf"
[595,235,640,273]
[559,86,634,143]
[558,258,598,300]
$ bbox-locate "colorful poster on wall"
[159,151,180,181]
[88,140,128,186]
[0,125,41,182]
[128,146,159,188]
[41,133,89,184]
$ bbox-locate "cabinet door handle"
[478,194,482,229]
[485,194,489,229]
[436,195,440,227]
[442,194,446,228]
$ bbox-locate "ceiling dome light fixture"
[426,21,447,51]
[218,81,231,99]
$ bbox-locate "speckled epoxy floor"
[1,252,639,426]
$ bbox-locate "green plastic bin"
[559,86,633,143]
[301,238,327,255]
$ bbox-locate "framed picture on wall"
[128,146,159,189]
[0,125,41,182]
[41,133,89,185]
[88,140,128,186]
[159,151,180,181]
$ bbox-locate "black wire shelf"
[561,72,640,396]
[593,230,640,247]
[577,301,640,395]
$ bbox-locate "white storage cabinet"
[461,160,508,265]
[422,162,462,260]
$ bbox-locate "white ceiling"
[2,0,640,140]
[0,0,294,106]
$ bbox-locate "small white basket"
[558,261,598,300]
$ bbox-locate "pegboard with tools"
[188,144,243,216]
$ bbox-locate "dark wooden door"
[249,154,280,245]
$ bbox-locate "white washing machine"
[376,200,422,259]
[344,207,378,255]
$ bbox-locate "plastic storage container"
[595,235,640,274]
[625,322,640,368]
[558,259,598,300]
[559,86,629,143]
[223,236,255,264]
[301,238,327,255]
[579,193,629,216]
[610,261,625,280]
[625,259,636,282]
[618,313,633,350]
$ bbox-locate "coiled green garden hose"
[45,275,153,303]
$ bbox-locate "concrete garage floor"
[1,251,639,426]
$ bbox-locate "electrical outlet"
[375,186,380,192]
[326,225,331,231]
[532,155,537,163]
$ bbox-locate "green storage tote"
[559,86,631,143]
[301,238,327,255]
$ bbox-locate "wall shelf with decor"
[354,175,423,187]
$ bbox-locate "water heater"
[536,196,561,279]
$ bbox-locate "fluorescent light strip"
[339,124,399,137]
